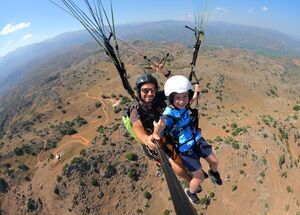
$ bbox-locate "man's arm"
[130,108,156,150]
[132,119,156,150]
[190,84,200,104]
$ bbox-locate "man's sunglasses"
[140,88,156,94]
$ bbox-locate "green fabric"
[122,115,140,143]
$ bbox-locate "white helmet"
[164,75,192,96]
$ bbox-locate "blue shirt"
[162,106,201,152]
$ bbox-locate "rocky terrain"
[0,41,300,215]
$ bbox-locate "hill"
[1,20,300,95]
[0,38,299,214]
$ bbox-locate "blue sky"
[0,0,299,57]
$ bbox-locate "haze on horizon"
[1,0,300,58]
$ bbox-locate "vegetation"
[293,105,300,111]
[143,191,152,200]
[200,195,211,207]
[278,154,286,168]
[72,116,88,126]
[278,127,288,140]
[26,198,38,212]
[0,177,9,193]
[128,168,139,181]
[91,177,99,187]
[126,152,138,161]
[105,164,117,178]
[95,102,102,108]
[14,147,24,156]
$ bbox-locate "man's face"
[140,83,156,104]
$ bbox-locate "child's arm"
[152,118,166,140]
[190,84,201,104]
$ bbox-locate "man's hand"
[145,134,157,150]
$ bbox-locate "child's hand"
[153,118,166,139]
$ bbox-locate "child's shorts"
[180,137,212,172]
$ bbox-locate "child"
[153,75,222,205]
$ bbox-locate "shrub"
[128,168,139,181]
[73,116,88,126]
[287,186,293,193]
[120,96,131,105]
[232,142,240,150]
[95,102,102,108]
[278,154,285,168]
[126,152,138,161]
[113,106,122,114]
[105,164,117,178]
[232,185,237,191]
[80,149,86,156]
[18,163,29,172]
[0,177,9,193]
[281,171,288,178]
[200,195,211,206]
[215,136,223,142]
[56,176,62,183]
[136,209,143,214]
[97,125,105,133]
[14,147,24,156]
[143,191,152,200]
[293,105,300,111]
[231,123,238,129]
[278,128,288,140]
[54,186,60,195]
[27,198,38,212]
[91,177,99,187]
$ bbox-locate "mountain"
[0,31,92,94]
[1,20,300,95]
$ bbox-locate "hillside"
[0,40,299,214]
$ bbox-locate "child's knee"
[208,155,219,166]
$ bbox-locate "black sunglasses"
[140,88,156,94]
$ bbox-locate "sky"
[0,0,300,58]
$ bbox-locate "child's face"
[173,92,189,109]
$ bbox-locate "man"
[129,73,193,182]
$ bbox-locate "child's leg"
[189,168,206,193]
[168,157,192,182]
[204,152,219,172]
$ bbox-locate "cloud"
[248,7,255,13]
[6,40,14,46]
[0,22,31,36]
[261,6,268,12]
[22,34,33,41]
[215,7,227,13]
[178,14,193,21]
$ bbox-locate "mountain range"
[0,20,300,95]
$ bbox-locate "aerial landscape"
[0,1,299,215]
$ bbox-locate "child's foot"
[194,185,202,193]
[184,188,200,205]
[208,170,223,185]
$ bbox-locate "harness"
[124,92,167,161]
[163,107,199,155]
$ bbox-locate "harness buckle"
[185,148,193,155]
